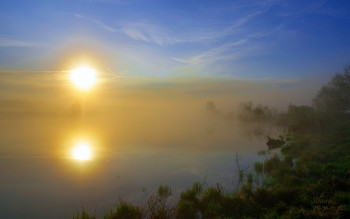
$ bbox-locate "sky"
[2,1,350,217]
[1,0,350,79]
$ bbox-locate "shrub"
[176,200,197,219]
[73,208,97,219]
[104,202,142,219]
[146,185,175,219]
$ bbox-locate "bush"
[104,202,143,219]
[146,185,175,219]
[73,208,97,219]
[176,200,197,219]
[254,187,277,209]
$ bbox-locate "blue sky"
[1,0,350,78]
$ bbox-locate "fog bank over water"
[0,72,326,112]
[0,72,327,218]
[0,73,325,155]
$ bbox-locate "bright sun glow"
[73,143,92,161]
[69,66,96,90]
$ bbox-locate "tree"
[313,65,350,113]
[286,104,318,133]
[206,101,218,114]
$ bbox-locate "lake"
[0,111,278,218]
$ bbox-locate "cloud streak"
[74,0,273,46]
[75,14,117,32]
[173,39,251,65]
[70,0,279,76]
[0,37,46,47]
[118,8,266,46]
[120,22,176,45]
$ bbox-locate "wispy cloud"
[0,37,46,47]
[173,39,250,65]
[118,8,266,46]
[71,0,281,76]
[74,0,273,46]
[179,0,278,43]
[171,28,275,67]
[75,14,117,32]
[120,22,177,45]
[172,19,283,68]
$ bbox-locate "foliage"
[145,185,176,219]
[237,102,276,122]
[285,104,319,133]
[73,208,97,219]
[313,65,350,113]
[104,202,143,219]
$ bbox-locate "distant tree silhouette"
[206,101,218,113]
[313,65,350,113]
[238,102,274,122]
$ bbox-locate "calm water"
[0,114,275,218]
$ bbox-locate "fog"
[0,71,325,218]
[0,72,325,152]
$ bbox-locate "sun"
[73,143,92,161]
[69,66,96,90]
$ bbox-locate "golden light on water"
[73,142,92,161]
[64,132,103,163]
[69,66,96,90]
